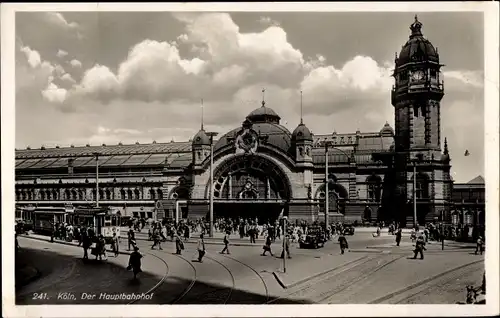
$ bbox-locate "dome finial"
[444,137,449,155]
[300,90,303,125]
[200,98,204,130]
[261,88,266,107]
[410,14,423,38]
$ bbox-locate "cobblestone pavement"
[17,233,484,304]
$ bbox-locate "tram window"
[111,216,119,226]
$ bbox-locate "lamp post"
[283,215,288,273]
[207,132,218,238]
[93,152,100,208]
[411,153,424,229]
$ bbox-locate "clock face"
[411,70,425,81]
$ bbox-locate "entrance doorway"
[213,202,284,225]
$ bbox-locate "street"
[16,232,484,305]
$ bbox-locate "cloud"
[20,46,41,68]
[15,13,485,183]
[70,59,82,68]
[60,73,76,83]
[44,12,79,30]
[42,83,68,104]
[56,49,68,58]
[258,16,281,27]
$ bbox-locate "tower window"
[430,69,437,78]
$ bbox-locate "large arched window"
[149,189,156,200]
[157,189,163,200]
[135,189,141,200]
[121,189,126,200]
[65,189,71,200]
[316,183,349,215]
[366,175,382,202]
[53,189,58,200]
[451,211,459,225]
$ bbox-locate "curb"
[350,249,383,253]
[19,235,132,256]
[272,256,370,290]
[133,236,268,247]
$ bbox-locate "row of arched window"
[16,187,163,201]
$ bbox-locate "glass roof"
[28,157,60,169]
[100,155,132,166]
[16,158,42,169]
[120,154,152,166]
[140,154,167,165]
[15,141,192,159]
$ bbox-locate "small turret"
[192,99,211,168]
[441,137,450,162]
[293,91,313,168]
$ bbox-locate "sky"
[14,11,484,183]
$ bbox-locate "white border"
[2,2,499,317]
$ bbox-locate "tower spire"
[261,88,266,107]
[300,90,303,124]
[410,14,423,38]
[444,137,449,155]
[201,99,204,130]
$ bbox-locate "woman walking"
[395,228,402,246]
[111,232,119,257]
[175,232,184,255]
[128,246,143,280]
[262,235,273,256]
[220,231,230,254]
[338,234,349,254]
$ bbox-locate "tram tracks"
[369,259,485,304]
[149,246,270,304]
[266,254,406,304]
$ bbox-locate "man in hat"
[475,236,484,255]
[412,235,426,260]
[196,233,206,262]
[280,234,291,259]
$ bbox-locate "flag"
[464,150,470,156]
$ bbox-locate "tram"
[73,206,121,243]
[32,206,67,234]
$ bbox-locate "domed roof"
[292,123,313,142]
[214,122,292,155]
[380,122,395,136]
[246,101,281,124]
[396,16,439,67]
[192,129,210,146]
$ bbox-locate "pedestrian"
[127,246,143,280]
[111,232,119,257]
[151,228,163,250]
[127,229,135,251]
[220,231,230,254]
[94,234,107,261]
[475,236,484,255]
[338,234,349,254]
[82,229,91,260]
[184,225,190,241]
[174,232,184,255]
[410,229,417,242]
[196,233,206,262]
[424,228,429,243]
[412,235,426,260]
[262,235,273,256]
[395,228,402,246]
[280,234,291,259]
[249,225,256,244]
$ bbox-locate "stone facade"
[15,17,460,227]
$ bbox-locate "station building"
[15,17,481,226]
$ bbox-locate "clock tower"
[392,15,444,155]
[390,16,451,226]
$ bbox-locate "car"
[299,226,326,249]
[343,225,355,235]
